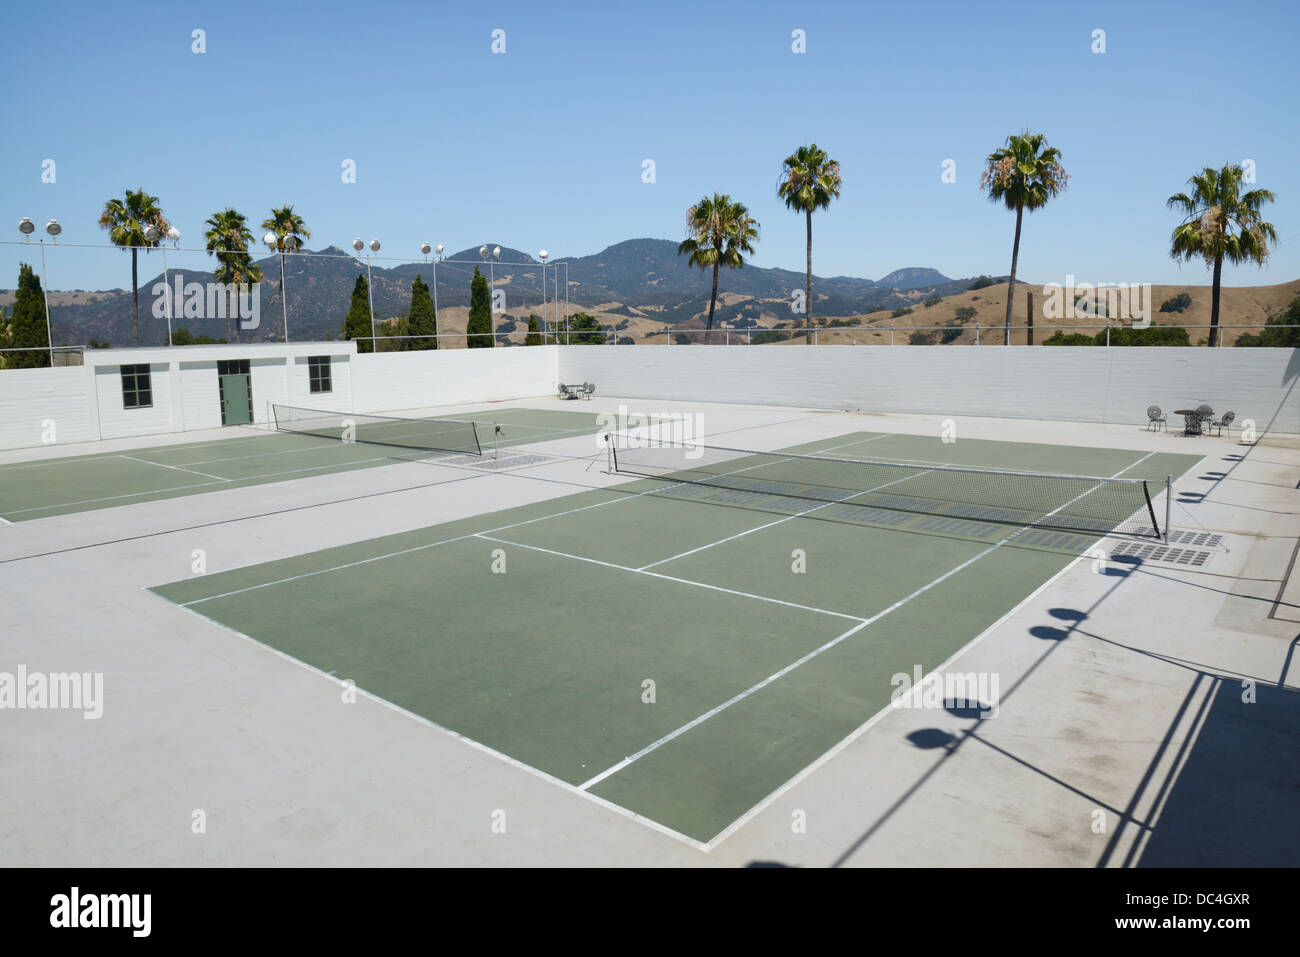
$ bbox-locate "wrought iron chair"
[1209,411,1235,436]
[1146,405,1168,431]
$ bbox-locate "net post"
[1164,475,1171,544]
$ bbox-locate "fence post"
[975,324,980,346]
[726,330,730,346]
[1106,325,1111,347]
[890,328,894,346]
[747,329,752,345]
[814,328,819,346]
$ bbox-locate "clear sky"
[2,0,1297,290]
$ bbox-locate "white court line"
[637,467,940,571]
[575,451,1159,793]
[0,514,12,525]
[156,594,710,852]
[475,533,865,622]
[179,433,875,606]
[5,479,228,516]
[4,453,403,517]
[119,454,231,482]
[705,450,1166,848]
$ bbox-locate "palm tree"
[204,209,261,342]
[98,189,169,346]
[1167,165,1277,347]
[677,193,760,343]
[261,205,311,342]
[979,132,1068,345]
[778,144,841,343]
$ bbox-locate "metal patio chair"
[1146,405,1168,431]
[1209,411,1235,436]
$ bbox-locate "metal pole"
[281,248,290,343]
[1170,475,1180,540]
[365,255,375,351]
[38,240,54,364]
[431,259,439,347]
[161,244,173,346]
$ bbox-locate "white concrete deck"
[1,396,1296,866]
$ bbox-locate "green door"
[220,374,251,425]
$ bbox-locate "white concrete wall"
[287,352,354,413]
[350,346,558,412]
[178,361,223,433]
[95,363,176,440]
[0,366,99,448]
[558,345,1300,433]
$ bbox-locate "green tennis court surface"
[0,408,607,522]
[150,432,1199,844]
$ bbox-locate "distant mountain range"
[4,238,987,346]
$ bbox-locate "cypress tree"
[465,266,493,348]
[342,274,373,353]
[524,313,542,346]
[9,264,50,368]
[407,273,437,350]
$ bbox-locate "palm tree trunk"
[131,248,140,347]
[706,261,720,344]
[1003,205,1024,345]
[1209,255,1223,347]
[805,209,814,345]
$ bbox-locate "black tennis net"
[610,442,1161,538]
[271,404,481,456]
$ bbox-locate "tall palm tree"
[204,209,262,342]
[778,144,841,343]
[98,189,169,346]
[980,131,1068,345]
[677,193,759,343]
[1167,165,1277,347]
[261,205,311,342]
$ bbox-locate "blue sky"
[2,0,1297,291]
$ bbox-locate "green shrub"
[954,306,977,322]
[1043,331,1094,346]
[1100,326,1190,346]
[1159,293,1193,314]
[891,306,913,319]
[967,275,996,290]
[908,331,937,345]
[1234,296,1300,347]
[923,295,943,308]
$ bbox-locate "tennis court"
[0,407,608,523]
[149,428,1200,845]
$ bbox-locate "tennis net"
[271,404,482,456]
[610,442,1161,538]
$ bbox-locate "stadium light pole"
[17,217,58,365]
[539,250,550,344]
[354,238,380,350]
[432,243,445,335]
[265,230,295,343]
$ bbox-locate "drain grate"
[1165,530,1224,548]
[1109,541,1215,567]
[438,452,555,470]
